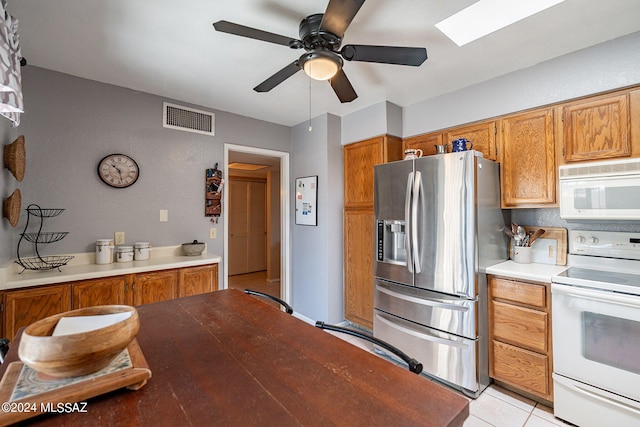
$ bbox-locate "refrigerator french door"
[373,151,506,397]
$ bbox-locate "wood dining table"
[0,289,469,426]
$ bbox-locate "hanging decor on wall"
[0,0,24,126]
[205,163,223,222]
[295,176,317,226]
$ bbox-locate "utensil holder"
[512,246,532,264]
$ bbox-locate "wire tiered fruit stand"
[16,204,73,272]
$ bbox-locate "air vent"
[559,157,640,179]
[163,102,214,136]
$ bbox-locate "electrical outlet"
[115,231,125,245]
[209,228,217,239]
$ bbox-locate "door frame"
[223,144,291,304]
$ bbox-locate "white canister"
[116,245,134,263]
[96,239,114,265]
[134,242,151,261]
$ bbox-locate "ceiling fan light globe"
[304,57,339,80]
[300,51,342,81]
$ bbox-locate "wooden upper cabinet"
[445,120,497,161]
[403,132,442,156]
[562,93,630,162]
[343,135,402,208]
[72,275,128,309]
[4,284,71,341]
[500,109,556,208]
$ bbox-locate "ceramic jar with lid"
[134,242,151,261]
[116,245,134,263]
[95,239,115,265]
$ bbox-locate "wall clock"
[97,154,140,188]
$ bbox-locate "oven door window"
[583,311,640,375]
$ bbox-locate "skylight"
[436,0,565,46]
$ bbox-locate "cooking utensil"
[528,228,545,247]
[516,226,526,245]
[502,226,514,239]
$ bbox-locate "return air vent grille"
[163,102,214,136]
[559,157,640,179]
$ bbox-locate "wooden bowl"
[18,305,139,378]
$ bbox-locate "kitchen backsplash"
[511,208,640,233]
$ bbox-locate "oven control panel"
[569,230,640,260]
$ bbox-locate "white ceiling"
[9,0,640,127]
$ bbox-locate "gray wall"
[13,66,290,284]
[290,113,344,323]
[0,118,19,265]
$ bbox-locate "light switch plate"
[209,228,217,239]
[159,209,168,222]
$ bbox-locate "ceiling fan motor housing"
[297,14,342,51]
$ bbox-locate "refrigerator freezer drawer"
[375,280,477,339]
[374,310,478,394]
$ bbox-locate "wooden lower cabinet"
[4,284,71,341]
[344,209,375,329]
[488,276,553,402]
[178,264,218,298]
[73,275,128,309]
[132,270,178,306]
[2,264,219,341]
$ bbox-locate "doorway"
[223,144,290,304]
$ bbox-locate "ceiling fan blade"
[341,45,428,66]
[213,20,298,47]
[254,61,302,92]
[320,0,366,39]
[329,69,357,103]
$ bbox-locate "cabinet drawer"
[491,340,549,398]
[492,300,547,353]
[491,277,546,308]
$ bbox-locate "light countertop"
[486,260,568,283]
[1,246,221,291]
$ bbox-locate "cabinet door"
[344,138,384,209]
[4,285,71,340]
[72,276,128,309]
[344,209,374,329]
[445,121,497,161]
[132,270,177,306]
[179,264,218,298]
[403,132,442,156]
[563,93,630,162]
[500,109,556,207]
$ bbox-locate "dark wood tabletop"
[0,289,469,426]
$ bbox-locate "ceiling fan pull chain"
[308,77,312,132]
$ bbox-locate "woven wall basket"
[4,135,25,182]
[3,188,21,227]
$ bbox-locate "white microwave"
[559,158,640,220]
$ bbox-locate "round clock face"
[97,154,140,188]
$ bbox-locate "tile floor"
[229,271,572,426]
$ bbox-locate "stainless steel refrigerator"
[373,150,507,398]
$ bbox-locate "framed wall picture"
[295,176,317,226]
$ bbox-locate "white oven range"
[551,230,640,427]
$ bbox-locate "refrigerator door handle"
[411,171,422,273]
[377,284,470,312]
[405,171,414,273]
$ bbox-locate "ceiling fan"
[213,0,428,103]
